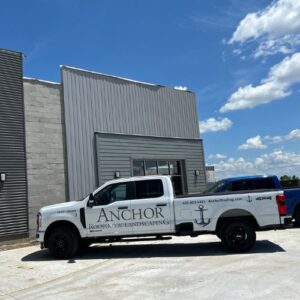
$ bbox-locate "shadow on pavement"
[21,239,285,262]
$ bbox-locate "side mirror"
[87,193,95,207]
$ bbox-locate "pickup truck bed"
[175,189,288,235]
[205,175,300,224]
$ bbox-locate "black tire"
[294,206,300,226]
[48,227,79,259]
[78,240,92,252]
[221,221,256,253]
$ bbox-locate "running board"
[119,236,172,242]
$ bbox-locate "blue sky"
[1,0,299,179]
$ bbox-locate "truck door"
[85,181,134,237]
[130,179,172,234]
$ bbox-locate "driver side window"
[93,182,132,205]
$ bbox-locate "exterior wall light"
[194,170,200,176]
[114,171,120,178]
[0,173,6,182]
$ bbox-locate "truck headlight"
[37,213,42,229]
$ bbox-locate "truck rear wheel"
[48,227,79,259]
[294,206,300,226]
[221,221,256,253]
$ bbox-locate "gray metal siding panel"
[0,50,28,238]
[96,133,206,194]
[62,67,201,200]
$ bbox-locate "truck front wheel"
[221,221,256,253]
[48,227,79,259]
[78,240,93,253]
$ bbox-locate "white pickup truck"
[36,175,291,258]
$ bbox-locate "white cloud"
[174,86,188,91]
[255,157,264,166]
[208,153,227,160]
[220,81,289,112]
[264,135,284,143]
[253,34,300,58]
[220,52,300,112]
[265,128,300,143]
[229,0,300,57]
[287,129,300,140]
[214,157,257,178]
[266,52,300,84]
[230,0,300,43]
[238,135,267,150]
[239,130,300,153]
[212,150,300,179]
[233,49,242,55]
[199,118,232,134]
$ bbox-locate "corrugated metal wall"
[61,66,202,200]
[96,133,206,193]
[0,49,28,239]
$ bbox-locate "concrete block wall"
[23,79,67,237]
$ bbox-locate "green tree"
[280,175,300,188]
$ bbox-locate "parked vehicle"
[205,175,300,225]
[37,176,291,258]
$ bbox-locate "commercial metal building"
[0,48,207,240]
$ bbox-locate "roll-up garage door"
[0,49,28,239]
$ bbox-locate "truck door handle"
[156,203,167,207]
[118,206,128,209]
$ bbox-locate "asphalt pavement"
[0,228,299,300]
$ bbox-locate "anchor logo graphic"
[195,205,211,226]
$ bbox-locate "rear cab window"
[135,179,164,199]
[227,177,276,192]
[252,178,276,189]
[229,180,253,191]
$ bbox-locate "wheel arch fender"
[44,219,81,248]
[215,208,259,235]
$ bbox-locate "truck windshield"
[203,180,226,193]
